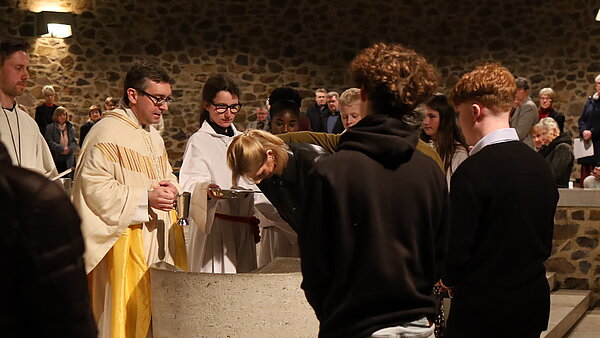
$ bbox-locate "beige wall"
[2,0,600,163]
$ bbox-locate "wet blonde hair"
[227,129,289,187]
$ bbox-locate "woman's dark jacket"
[44,121,78,169]
[79,120,95,147]
[299,114,449,337]
[257,143,328,232]
[0,143,97,337]
[539,132,574,188]
[577,94,600,165]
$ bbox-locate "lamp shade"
[35,11,74,38]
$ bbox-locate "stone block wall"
[547,206,600,306]
[2,0,600,164]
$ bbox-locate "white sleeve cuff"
[131,189,150,223]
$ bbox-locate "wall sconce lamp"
[35,11,74,38]
[596,9,600,21]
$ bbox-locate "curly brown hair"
[350,42,438,117]
[451,63,516,113]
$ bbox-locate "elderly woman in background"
[537,117,574,188]
[531,123,545,151]
[418,93,469,189]
[44,106,77,177]
[538,87,565,133]
[577,74,600,186]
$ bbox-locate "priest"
[72,59,187,338]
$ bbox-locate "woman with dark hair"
[268,87,302,134]
[44,106,77,177]
[418,94,469,188]
[180,74,275,273]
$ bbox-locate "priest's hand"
[149,183,177,211]
[158,180,178,196]
[207,183,223,200]
[583,130,592,141]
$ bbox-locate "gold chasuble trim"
[104,111,141,129]
[94,142,169,180]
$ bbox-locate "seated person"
[531,123,545,151]
[583,165,600,189]
[537,117,574,188]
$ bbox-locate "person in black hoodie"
[537,117,574,188]
[0,141,97,337]
[298,43,448,338]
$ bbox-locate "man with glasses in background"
[72,58,187,338]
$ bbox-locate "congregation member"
[246,105,270,130]
[538,87,565,133]
[0,39,57,176]
[0,141,97,338]
[268,86,302,134]
[180,74,270,273]
[338,87,363,130]
[79,104,102,147]
[44,106,77,177]
[531,123,545,151]
[72,59,187,338]
[577,74,600,186]
[510,76,538,149]
[583,165,600,189]
[536,117,573,188]
[300,42,447,338]
[306,88,328,132]
[418,93,469,189]
[104,96,119,111]
[323,91,344,133]
[35,84,59,135]
[442,63,558,338]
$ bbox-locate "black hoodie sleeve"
[299,165,335,321]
